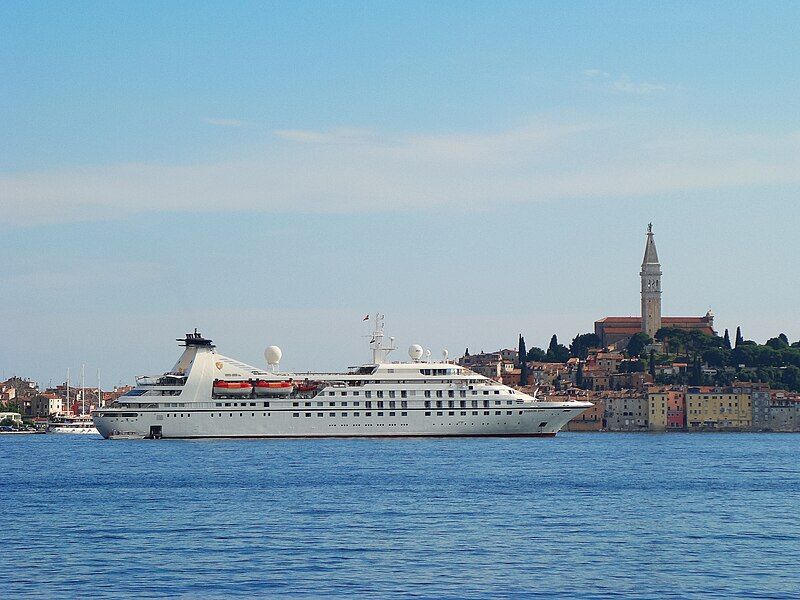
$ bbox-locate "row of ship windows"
[321,389,505,398]
[204,398,521,409]
[198,410,530,418]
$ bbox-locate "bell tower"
[640,223,662,339]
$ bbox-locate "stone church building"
[595,224,715,349]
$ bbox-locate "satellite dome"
[265,346,283,365]
[408,344,424,360]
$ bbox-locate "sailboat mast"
[66,368,70,414]
[81,363,86,415]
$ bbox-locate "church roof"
[642,225,660,265]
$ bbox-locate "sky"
[2,1,799,387]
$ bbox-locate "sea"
[2,433,799,599]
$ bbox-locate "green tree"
[569,333,601,359]
[527,347,547,362]
[545,335,570,363]
[518,334,529,386]
[723,329,732,350]
[702,347,730,368]
[735,326,743,347]
[649,349,656,379]
[766,335,790,350]
[627,332,652,357]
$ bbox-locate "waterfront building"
[0,411,23,425]
[595,225,716,349]
[751,388,800,431]
[603,392,649,431]
[564,393,605,431]
[648,388,686,431]
[686,387,751,430]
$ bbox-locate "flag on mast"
[362,314,369,321]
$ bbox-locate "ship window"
[400,401,407,408]
[448,401,454,408]
[449,411,454,416]
[341,412,348,417]
[329,392,335,396]
[292,402,299,407]
[377,391,384,398]
[341,402,348,407]
[506,401,513,405]
[436,401,442,408]
[471,401,478,408]
[436,411,443,416]
[448,390,454,398]
[305,413,311,417]
[401,391,407,398]
[460,391,466,398]
[506,411,512,415]
[539,422,548,427]
[317,402,323,407]
[483,400,489,407]
[215,403,222,407]
[365,391,372,398]
[365,401,372,409]
[495,391,500,395]
[293,413,299,417]
[353,391,359,396]
[424,391,431,398]
[353,412,360,417]
[353,401,360,406]
[263,402,270,407]
[225,402,231,406]
[388,391,395,398]
[472,391,478,395]
[424,401,431,408]
[329,412,335,417]
[377,412,384,416]
[329,402,335,406]
[484,411,489,415]
[425,412,431,416]
[377,401,384,408]
[366,412,372,416]
[461,411,466,416]
[401,411,408,416]
[495,411,501,415]
[483,391,489,395]
[317,413,323,417]
[459,400,466,408]
[389,412,395,416]
[519,411,523,415]
[250,403,256,407]
[340,392,346,396]
[495,401,501,406]
[388,401,395,408]
[472,411,478,416]
[305,402,311,407]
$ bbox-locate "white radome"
[408,344,424,360]
[265,346,282,365]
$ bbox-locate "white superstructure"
[48,413,99,435]
[92,319,592,440]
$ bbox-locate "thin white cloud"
[203,118,248,127]
[2,118,800,226]
[584,69,669,95]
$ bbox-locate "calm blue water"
[2,433,799,599]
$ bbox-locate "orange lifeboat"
[253,380,294,397]
[212,380,254,397]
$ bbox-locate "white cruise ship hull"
[93,403,586,439]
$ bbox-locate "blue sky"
[2,2,799,386]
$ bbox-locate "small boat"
[212,380,254,397]
[253,380,294,397]
[108,430,145,440]
[48,413,99,435]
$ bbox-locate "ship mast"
[369,314,395,364]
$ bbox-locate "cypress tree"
[649,349,656,379]
[548,334,558,354]
[723,329,731,350]
[735,327,743,347]
[518,335,529,386]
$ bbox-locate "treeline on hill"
[516,327,800,392]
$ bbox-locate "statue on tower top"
[648,222,653,233]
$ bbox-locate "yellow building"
[649,391,668,431]
[686,387,751,430]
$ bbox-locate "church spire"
[640,223,662,339]
[642,222,659,265]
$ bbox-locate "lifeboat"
[296,381,321,393]
[212,380,254,397]
[253,380,294,397]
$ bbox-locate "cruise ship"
[92,318,592,440]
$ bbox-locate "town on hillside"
[2,225,799,433]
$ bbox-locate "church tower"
[640,223,662,339]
